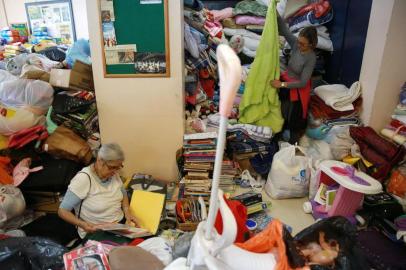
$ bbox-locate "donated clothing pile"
[0,39,100,246]
[381,82,406,145]
[0,28,21,44]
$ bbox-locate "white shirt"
[68,166,124,238]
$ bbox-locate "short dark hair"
[299,26,318,49]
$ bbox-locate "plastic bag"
[0,70,17,83]
[292,217,369,270]
[138,237,173,266]
[300,136,333,166]
[5,53,29,75]
[265,144,311,199]
[0,236,67,270]
[65,39,91,68]
[0,185,26,229]
[0,79,53,115]
[26,53,63,72]
[235,219,292,270]
[0,107,45,136]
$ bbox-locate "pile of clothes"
[381,82,406,145]
[0,39,101,238]
[0,28,22,44]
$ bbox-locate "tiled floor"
[233,187,315,235]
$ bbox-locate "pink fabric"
[12,158,43,186]
[235,15,266,26]
[204,21,223,38]
[209,7,233,22]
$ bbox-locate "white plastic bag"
[0,79,54,115]
[0,185,26,229]
[138,237,173,266]
[0,106,45,135]
[265,144,311,199]
[0,70,17,84]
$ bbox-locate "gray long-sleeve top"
[277,15,316,89]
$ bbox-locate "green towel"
[239,0,284,133]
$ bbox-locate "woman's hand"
[124,210,139,227]
[271,80,282,88]
[80,221,98,233]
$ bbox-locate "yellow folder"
[129,190,165,234]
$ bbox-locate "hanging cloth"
[239,0,284,133]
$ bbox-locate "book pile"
[219,160,240,193]
[180,132,217,200]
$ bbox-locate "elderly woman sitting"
[58,143,137,238]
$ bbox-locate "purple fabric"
[331,166,371,186]
[395,215,406,230]
[235,15,266,26]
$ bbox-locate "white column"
[360,0,406,130]
[86,0,184,181]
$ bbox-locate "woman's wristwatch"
[281,82,287,88]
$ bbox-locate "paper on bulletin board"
[130,190,165,234]
[102,22,117,47]
[101,0,115,22]
[140,0,162,4]
[105,44,137,65]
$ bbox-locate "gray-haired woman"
[58,143,137,238]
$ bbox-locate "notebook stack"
[180,132,217,200]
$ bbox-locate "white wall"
[0,0,8,29]
[86,0,184,181]
[2,0,88,39]
[360,0,406,130]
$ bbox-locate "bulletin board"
[99,0,170,78]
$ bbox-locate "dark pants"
[278,88,307,144]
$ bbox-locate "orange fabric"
[235,219,309,270]
[0,156,14,185]
[387,170,406,198]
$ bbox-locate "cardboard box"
[50,60,94,91]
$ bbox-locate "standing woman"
[271,13,318,144]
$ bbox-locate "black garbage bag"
[37,47,67,62]
[285,216,369,270]
[0,236,67,270]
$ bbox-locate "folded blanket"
[350,126,406,180]
[309,95,362,120]
[392,115,406,125]
[314,81,362,111]
[350,126,401,160]
[233,0,268,17]
[208,7,233,21]
[235,15,266,26]
[222,18,245,29]
[381,128,406,145]
[223,28,262,40]
[289,9,334,32]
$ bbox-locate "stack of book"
[219,160,240,193]
[180,132,217,200]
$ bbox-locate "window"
[25,0,76,44]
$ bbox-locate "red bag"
[215,198,249,243]
[8,125,48,149]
